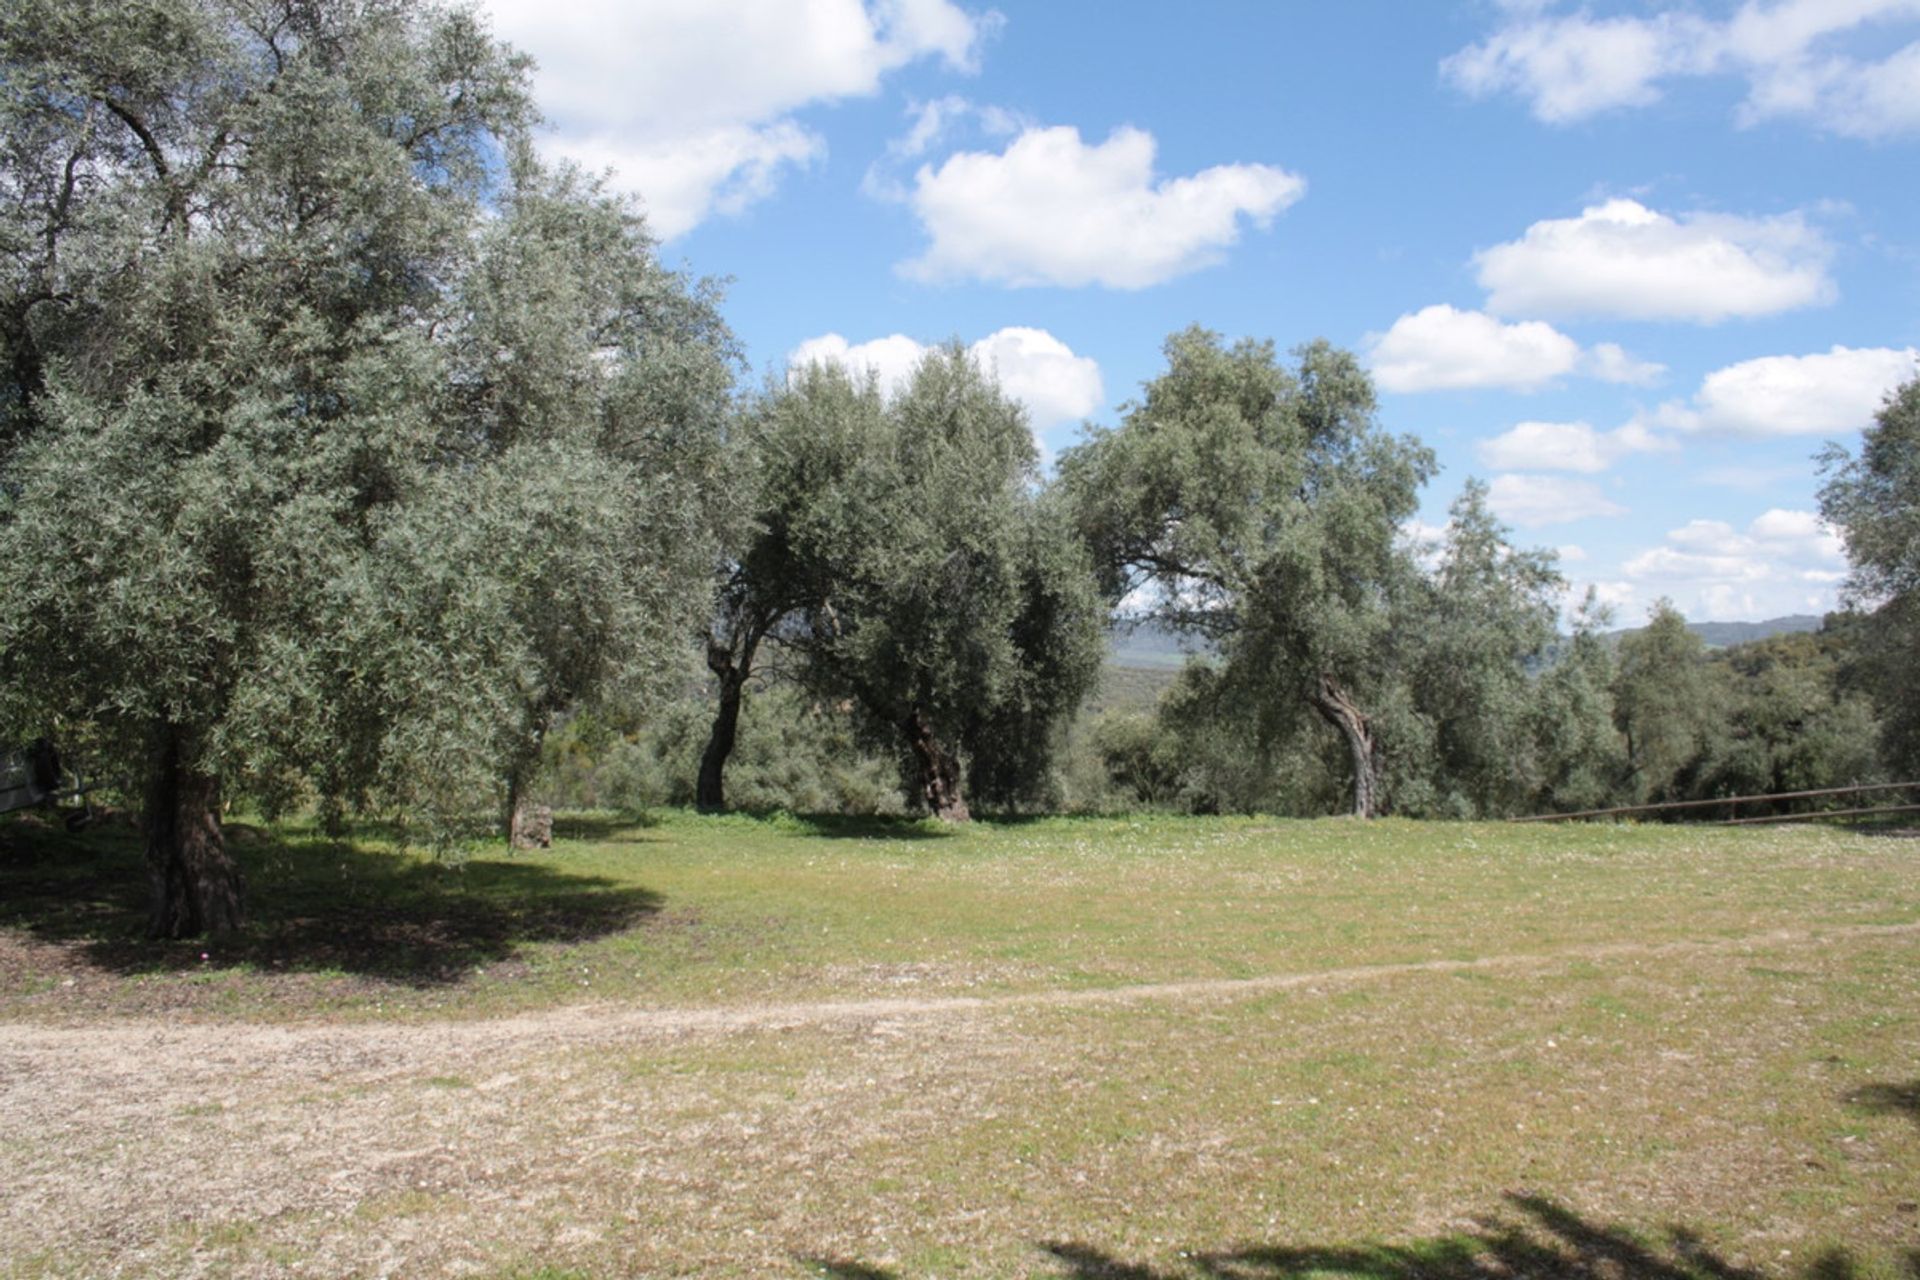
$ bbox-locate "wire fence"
[1510,780,1920,826]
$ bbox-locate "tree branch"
[102,97,169,182]
[102,97,189,234]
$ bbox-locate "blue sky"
[482,0,1920,623]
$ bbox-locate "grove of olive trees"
[2,0,1912,939]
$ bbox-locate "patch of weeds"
[1748,965,1815,981]
[1637,1135,1680,1160]
[422,1075,473,1090]
[903,1243,970,1272]
[1818,1014,1913,1043]
[0,1250,63,1280]
[162,1217,259,1253]
[201,1220,260,1248]
[352,1189,456,1221]
[1490,1055,1548,1080]
[1584,993,1652,1023]
[1299,1049,1381,1081]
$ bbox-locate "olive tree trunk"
[901,707,969,822]
[1310,673,1380,819]
[697,625,764,813]
[505,746,554,850]
[696,667,747,812]
[144,729,244,939]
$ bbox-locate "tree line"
[1,0,1913,937]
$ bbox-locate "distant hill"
[1609,614,1824,648]
[1112,613,1827,672]
[1106,618,1213,671]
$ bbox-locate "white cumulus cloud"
[1366,305,1663,392]
[1473,198,1834,323]
[1486,474,1629,527]
[1443,10,1711,123]
[889,95,1022,159]
[966,327,1105,427]
[1477,420,1674,474]
[1658,344,1919,436]
[1621,507,1848,619]
[1368,307,1577,392]
[787,327,1103,430]
[898,125,1305,288]
[558,125,825,243]
[1585,342,1667,386]
[482,0,994,238]
[1444,0,1920,139]
[788,332,931,401]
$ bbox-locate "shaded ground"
[0,814,663,1017]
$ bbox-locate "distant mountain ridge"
[1607,614,1824,648]
[1106,618,1212,670]
[1107,613,1827,671]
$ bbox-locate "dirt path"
[5,919,1914,1083]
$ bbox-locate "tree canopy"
[0,0,732,933]
[745,349,1105,820]
[1820,370,1920,773]
[1387,480,1575,818]
[2,1,1909,945]
[1061,328,1435,816]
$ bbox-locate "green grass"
[3,809,1916,1023]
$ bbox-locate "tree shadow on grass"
[776,813,957,842]
[0,815,662,987]
[548,811,663,844]
[1847,817,1920,840]
[797,1262,896,1280]
[799,1194,1884,1280]
[1846,1080,1920,1126]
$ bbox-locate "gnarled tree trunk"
[697,637,752,813]
[1310,673,1380,819]
[505,753,553,850]
[901,707,969,822]
[697,613,772,813]
[505,711,559,849]
[144,729,243,939]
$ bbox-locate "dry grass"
[1,813,1916,1277]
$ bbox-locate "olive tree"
[444,160,735,840]
[1061,328,1434,817]
[709,350,1104,820]
[1820,372,1920,773]
[1611,601,1724,803]
[694,365,893,812]
[1524,590,1627,813]
[1392,480,1573,817]
[0,0,729,933]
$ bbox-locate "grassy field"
[2,811,1917,1277]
